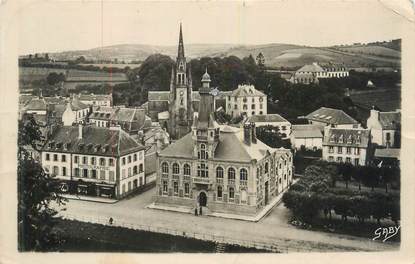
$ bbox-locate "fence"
[60,213,349,253]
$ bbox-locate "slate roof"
[291,124,323,138]
[44,96,67,105]
[248,114,289,123]
[24,98,47,111]
[306,107,359,125]
[374,148,400,159]
[41,126,145,157]
[70,97,88,111]
[378,111,401,130]
[90,107,150,132]
[230,85,265,97]
[160,125,291,162]
[79,93,112,102]
[323,128,370,148]
[19,94,36,106]
[297,63,325,73]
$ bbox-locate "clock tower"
[168,23,194,140]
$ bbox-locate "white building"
[322,127,370,166]
[62,97,90,126]
[366,109,401,148]
[246,114,291,139]
[291,124,323,151]
[78,93,113,107]
[290,62,349,84]
[305,107,360,128]
[40,124,146,199]
[226,84,267,118]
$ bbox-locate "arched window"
[240,168,248,181]
[197,163,208,178]
[161,162,169,174]
[173,163,180,175]
[183,164,191,176]
[216,166,224,179]
[99,158,105,166]
[139,164,143,173]
[217,186,223,198]
[199,144,208,160]
[229,187,235,199]
[133,166,138,174]
[228,167,235,180]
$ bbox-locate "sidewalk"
[61,194,118,204]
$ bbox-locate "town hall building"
[153,70,293,218]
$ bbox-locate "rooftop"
[374,148,400,159]
[248,114,289,123]
[79,93,112,101]
[305,107,359,125]
[230,85,265,97]
[41,125,145,157]
[291,124,323,138]
[323,128,370,148]
[90,106,151,132]
[378,111,401,130]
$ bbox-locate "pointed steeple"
[177,23,185,60]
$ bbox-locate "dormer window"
[347,135,352,144]
[78,143,84,151]
[338,135,344,143]
[329,135,336,143]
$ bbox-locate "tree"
[18,116,65,251]
[256,52,265,68]
[338,163,354,188]
[256,125,291,149]
[138,54,174,91]
[46,72,65,85]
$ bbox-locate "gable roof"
[297,63,325,73]
[378,111,401,130]
[291,124,323,138]
[79,93,112,102]
[24,98,47,111]
[305,107,359,125]
[374,148,400,159]
[41,126,145,157]
[160,125,291,162]
[90,107,150,132]
[323,128,370,148]
[230,85,265,97]
[248,114,289,123]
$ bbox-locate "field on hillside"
[19,67,67,82]
[350,89,401,112]
[66,69,128,82]
[337,45,401,58]
[82,63,141,69]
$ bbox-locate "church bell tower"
[168,23,193,140]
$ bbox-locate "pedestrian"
[109,217,113,225]
[199,206,202,215]
[194,208,198,216]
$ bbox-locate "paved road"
[53,187,399,252]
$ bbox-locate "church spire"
[177,23,185,60]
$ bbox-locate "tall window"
[91,157,96,165]
[61,155,66,162]
[199,144,208,160]
[83,169,88,178]
[133,154,137,161]
[163,181,168,193]
[100,170,105,180]
[100,158,105,166]
[109,158,114,166]
[91,170,97,179]
[183,164,191,176]
[109,171,115,182]
[74,168,80,177]
[217,186,223,198]
[53,154,58,161]
[173,163,180,174]
[229,187,235,199]
[216,167,224,179]
[228,167,235,180]
[198,163,208,178]
[139,164,143,173]
[122,157,126,165]
[62,167,67,176]
[265,162,269,173]
[173,182,179,195]
[240,168,248,181]
[46,153,50,161]
[337,146,342,154]
[162,162,169,174]
[184,183,190,195]
[83,156,87,165]
[128,155,132,163]
[53,166,58,175]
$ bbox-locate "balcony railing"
[228,179,235,185]
[172,174,180,180]
[216,178,223,184]
[192,176,211,184]
[161,173,169,179]
[240,180,247,187]
[183,175,191,181]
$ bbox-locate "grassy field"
[53,219,270,253]
[350,89,401,112]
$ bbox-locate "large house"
[40,124,146,199]
[89,106,152,135]
[154,70,293,218]
[291,124,323,151]
[78,93,113,107]
[226,84,267,118]
[62,96,90,126]
[366,108,401,148]
[246,114,291,139]
[290,62,349,84]
[322,126,370,166]
[305,107,360,128]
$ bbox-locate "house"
[226,84,267,118]
[246,114,291,139]
[89,106,152,135]
[78,93,112,107]
[366,109,401,148]
[290,124,323,151]
[305,107,360,128]
[322,127,370,166]
[61,96,90,126]
[40,124,146,199]
[373,148,400,167]
[154,70,293,218]
[290,62,349,84]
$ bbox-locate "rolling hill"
[47,40,401,69]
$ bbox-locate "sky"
[15,0,411,54]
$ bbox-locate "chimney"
[78,123,83,139]
[251,122,257,144]
[244,123,252,145]
[370,106,379,120]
